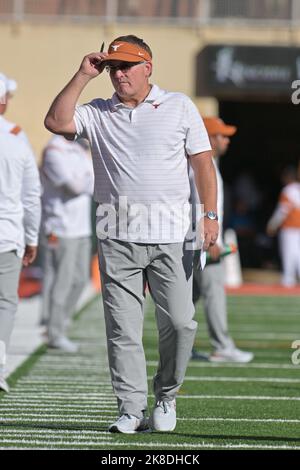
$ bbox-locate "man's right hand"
[78,52,109,78]
[22,245,38,267]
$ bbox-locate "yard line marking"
[177,417,300,424]
[0,414,111,420]
[14,383,111,388]
[0,408,116,414]
[1,415,299,425]
[0,439,115,446]
[18,378,111,383]
[184,333,299,340]
[0,429,112,436]
[5,393,300,401]
[174,376,300,384]
[86,442,300,450]
[0,403,115,409]
[33,364,104,367]
[0,399,116,405]
[0,412,111,418]
[16,383,111,387]
[0,432,112,439]
[0,440,299,450]
[175,395,300,401]
[34,361,105,364]
[3,398,117,409]
[151,361,299,370]
[0,417,110,426]
[198,326,300,333]
[2,415,300,425]
[0,402,117,408]
[26,365,105,369]
[1,406,116,411]
[7,393,115,398]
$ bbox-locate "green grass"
[0,293,300,450]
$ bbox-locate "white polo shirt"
[0,132,41,257]
[40,135,94,238]
[74,84,211,243]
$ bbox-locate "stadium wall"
[1,21,300,159]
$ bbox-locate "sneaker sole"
[150,424,176,432]
[109,426,151,434]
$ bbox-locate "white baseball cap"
[0,73,17,102]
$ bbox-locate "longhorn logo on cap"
[111,44,123,51]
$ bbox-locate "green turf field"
[0,293,300,450]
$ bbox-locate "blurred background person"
[190,117,254,363]
[0,73,41,393]
[266,165,300,287]
[40,135,94,352]
[0,72,32,146]
[0,130,41,393]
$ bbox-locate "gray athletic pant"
[193,250,234,352]
[41,236,91,342]
[0,251,22,369]
[98,239,197,418]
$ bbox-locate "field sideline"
[0,293,300,450]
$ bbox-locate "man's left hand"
[202,219,219,251]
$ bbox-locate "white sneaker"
[0,376,10,393]
[109,414,149,434]
[150,399,176,432]
[210,348,254,363]
[48,336,79,353]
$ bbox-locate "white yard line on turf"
[147,361,300,370]
[0,403,115,409]
[4,393,300,401]
[175,395,300,401]
[1,415,300,426]
[0,416,112,422]
[177,417,300,424]
[0,429,111,435]
[14,383,111,388]
[18,378,110,382]
[169,376,300,383]
[1,413,299,424]
[0,441,299,450]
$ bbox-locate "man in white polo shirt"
[40,135,94,352]
[44,35,218,433]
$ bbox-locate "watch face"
[207,211,217,220]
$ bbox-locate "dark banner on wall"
[196,45,300,99]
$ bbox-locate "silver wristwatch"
[204,211,218,221]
